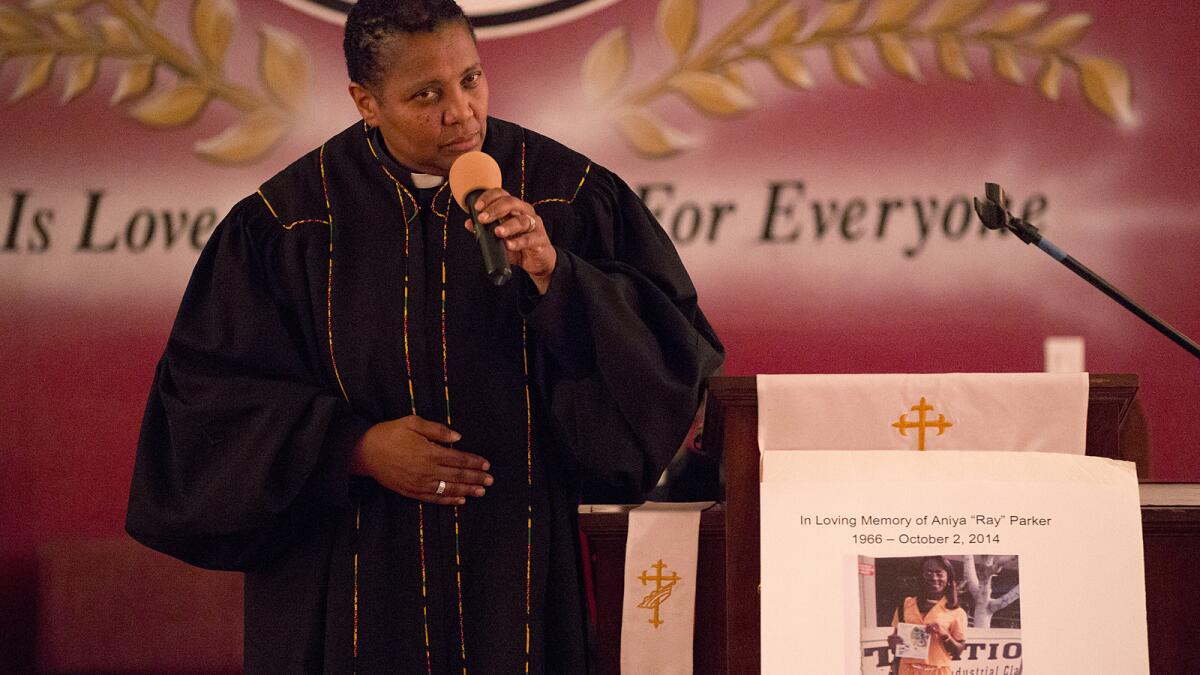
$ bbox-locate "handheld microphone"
[449,151,512,286]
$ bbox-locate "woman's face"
[921,559,949,597]
[349,21,488,176]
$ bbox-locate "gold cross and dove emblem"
[636,559,680,628]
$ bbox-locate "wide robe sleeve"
[525,164,724,498]
[126,195,372,571]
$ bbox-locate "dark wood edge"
[714,374,1137,388]
[1088,373,1140,424]
[705,378,760,675]
[578,507,727,539]
[707,376,757,403]
[1142,507,1200,537]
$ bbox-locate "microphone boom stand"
[973,182,1200,361]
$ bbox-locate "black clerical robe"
[127,118,723,674]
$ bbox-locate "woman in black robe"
[126,2,723,673]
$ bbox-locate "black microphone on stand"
[974,182,1200,361]
[450,151,512,286]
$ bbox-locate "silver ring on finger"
[435,480,447,495]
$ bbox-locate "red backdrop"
[2,0,1198,668]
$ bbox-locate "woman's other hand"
[351,416,493,505]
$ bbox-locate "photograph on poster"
[858,555,1022,675]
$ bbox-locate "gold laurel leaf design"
[768,46,814,89]
[926,0,989,32]
[720,62,747,90]
[990,42,1024,83]
[129,81,211,127]
[614,107,691,158]
[26,0,92,11]
[592,0,1136,159]
[657,0,698,61]
[876,33,922,81]
[192,0,238,68]
[814,1,863,36]
[2,0,305,164]
[61,54,98,103]
[830,42,869,87]
[111,56,156,105]
[25,0,64,10]
[874,0,923,30]
[769,5,805,46]
[935,34,973,81]
[1078,56,1134,126]
[985,2,1050,36]
[10,54,55,102]
[195,109,289,164]
[98,16,138,50]
[1036,55,1062,101]
[0,8,34,39]
[258,26,310,111]
[1029,13,1091,51]
[582,26,630,102]
[51,12,87,40]
[667,70,756,116]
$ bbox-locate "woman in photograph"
[887,556,969,675]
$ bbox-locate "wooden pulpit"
[578,374,1200,674]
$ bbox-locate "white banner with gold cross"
[757,373,1089,455]
[620,501,712,675]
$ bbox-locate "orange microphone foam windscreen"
[449,151,502,210]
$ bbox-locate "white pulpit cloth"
[619,501,712,675]
[758,373,1089,455]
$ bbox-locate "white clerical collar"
[412,173,445,189]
